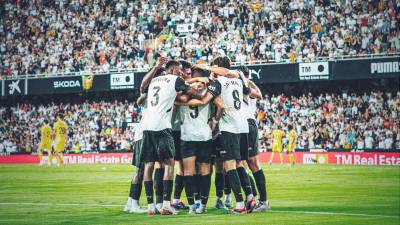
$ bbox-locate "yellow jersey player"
[53,114,68,166]
[269,125,285,164]
[287,125,297,165]
[38,120,53,166]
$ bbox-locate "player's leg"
[182,156,196,213]
[248,173,258,198]
[180,141,197,213]
[223,172,232,208]
[153,162,164,211]
[38,145,44,166]
[172,131,186,209]
[220,132,245,214]
[47,149,53,166]
[212,136,226,209]
[141,131,157,215]
[246,119,270,212]
[269,147,276,164]
[158,129,177,215]
[288,146,295,165]
[237,161,256,213]
[279,147,283,164]
[127,140,146,213]
[238,133,257,213]
[172,160,185,209]
[247,156,270,212]
[144,162,156,215]
[195,141,212,214]
[54,142,65,166]
[214,159,226,208]
[193,165,202,207]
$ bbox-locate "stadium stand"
[0,88,398,154]
[0,0,399,77]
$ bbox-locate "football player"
[38,119,53,166]
[140,60,199,215]
[53,113,68,166]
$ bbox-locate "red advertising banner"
[0,153,133,165]
[0,152,399,165]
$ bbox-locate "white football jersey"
[180,104,212,141]
[212,76,249,134]
[243,95,257,121]
[141,74,189,131]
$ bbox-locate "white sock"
[246,194,254,202]
[236,201,244,209]
[156,203,163,209]
[224,194,231,201]
[173,199,179,204]
[195,200,201,205]
[148,203,155,211]
[163,200,171,208]
[189,204,195,211]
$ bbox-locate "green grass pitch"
[0,164,398,225]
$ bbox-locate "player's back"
[142,74,180,131]
[273,129,284,145]
[289,130,297,143]
[216,76,247,134]
[54,120,68,141]
[180,104,212,141]
[41,124,52,142]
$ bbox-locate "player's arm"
[212,96,225,121]
[248,79,262,99]
[140,56,168,93]
[186,92,214,106]
[174,93,190,106]
[136,93,147,105]
[186,80,221,106]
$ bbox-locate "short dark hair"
[192,68,205,77]
[288,125,293,130]
[165,60,181,69]
[178,60,192,69]
[210,56,231,69]
[154,67,165,77]
[44,120,48,124]
[238,66,249,78]
[57,113,64,119]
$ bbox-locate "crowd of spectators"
[0,101,141,153]
[0,91,398,154]
[1,0,399,77]
[257,91,400,150]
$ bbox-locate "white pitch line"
[0,202,397,219]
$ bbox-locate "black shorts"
[220,131,241,161]
[210,136,221,164]
[172,130,182,161]
[247,119,259,158]
[132,139,144,168]
[180,140,213,163]
[142,129,175,163]
[240,133,249,160]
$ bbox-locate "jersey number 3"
[150,86,161,106]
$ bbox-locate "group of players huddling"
[123,55,271,215]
